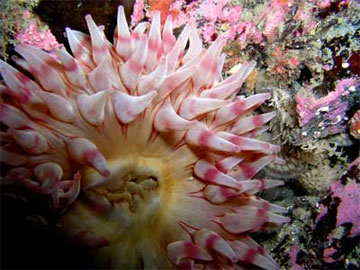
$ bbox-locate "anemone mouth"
[80,145,194,217]
[0,5,289,270]
[85,160,160,213]
[60,134,203,269]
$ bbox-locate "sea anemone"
[0,6,289,269]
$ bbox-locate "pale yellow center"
[59,109,205,268]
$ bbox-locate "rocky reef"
[1,0,359,269]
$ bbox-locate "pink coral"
[143,0,263,47]
[168,0,198,28]
[200,0,228,21]
[234,21,264,49]
[130,0,145,26]
[330,180,360,237]
[198,0,263,47]
[261,0,290,42]
[219,4,242,22]
[137,0,346,52]
[16,18,62,52]
[296,78,359,133]
[315,162,360,264]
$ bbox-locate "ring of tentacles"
[0,6,289,269]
